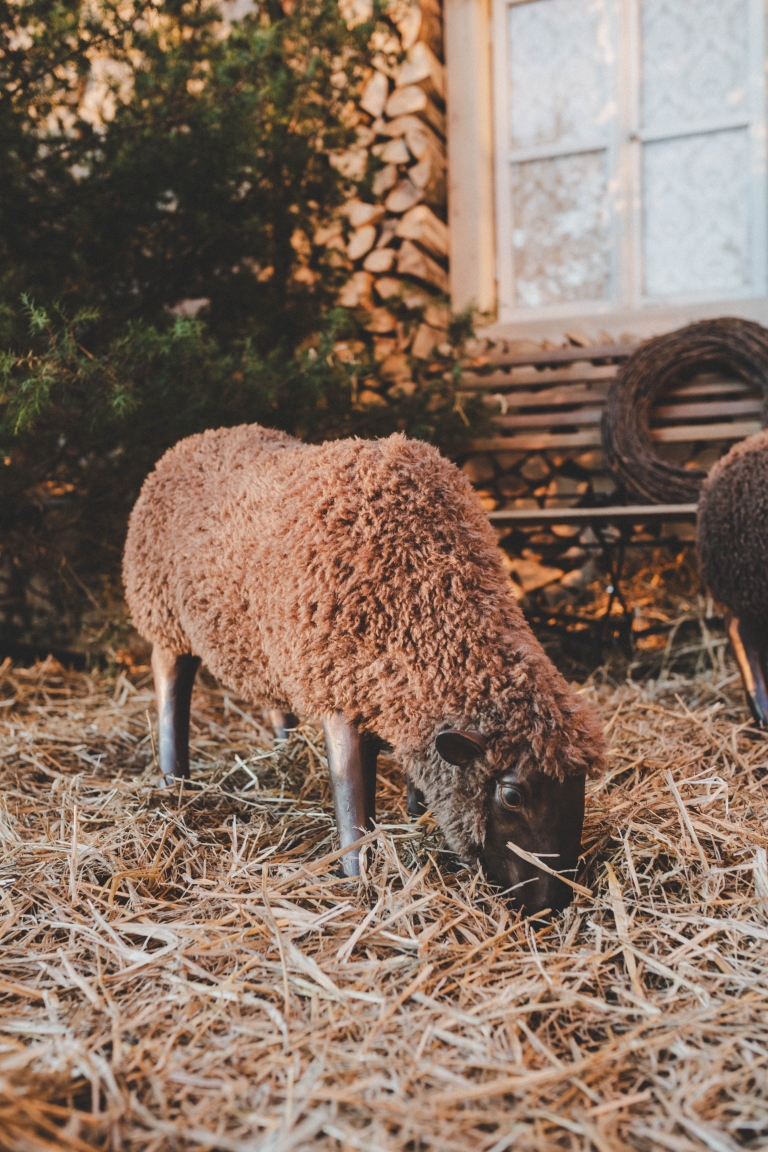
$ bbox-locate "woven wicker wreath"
[601,317,768,504]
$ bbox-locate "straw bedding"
[0,650,767,1151]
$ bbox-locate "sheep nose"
[520,873,573,917]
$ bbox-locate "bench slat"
[477,383,612,409]
[494,407,605,430]
[488,503,698,525]
[472,431,604,451]
[670,378,753,398]
[476,402,762,441]
[465,369,756,398]
[480,386,759,418]
[652,398,763,421]
[484,342,637,368]
[650,419,762,443]
[471,418,763,452]
[462,364,620,389]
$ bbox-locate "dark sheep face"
[435,730,586,916]
[481,769,585,914]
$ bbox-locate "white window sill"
[479,295,768,344]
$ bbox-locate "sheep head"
[435,729,586,915]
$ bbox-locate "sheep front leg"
[726,614,768,728]
[151,645,201,783]
[323,712,378,877]
[269,709,299,740]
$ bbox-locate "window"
[490,0,767,324]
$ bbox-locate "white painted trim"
[508,138,607,163]
[444,0,496,314]
[480,294,768,343]
[637,115,751,143]
[492,0,513,318]
[748,0,768,295]
[605,0,623,310]
[626,0,642,308]
[619,0,639,308]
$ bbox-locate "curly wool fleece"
[697,430,768,623]
[123,424,605,861]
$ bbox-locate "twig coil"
[601,317,768,503]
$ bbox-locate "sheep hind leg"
[407,777,427,818]
[726,614,768,728]
[323,712,378,878]
[151,644,201,784]
[269,709,299,740]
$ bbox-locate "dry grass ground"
[0,649,767,1152]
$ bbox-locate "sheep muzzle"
[480,770,586,915]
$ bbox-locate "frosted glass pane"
[512,151,611,307]
[509,0,615,150]
[643,129,750,298]
[641,0,749,135]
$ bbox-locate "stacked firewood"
[327,0,451,397]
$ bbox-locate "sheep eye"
[499,784,523,811]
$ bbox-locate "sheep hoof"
[726,614,768,728]
[748,701,768,729]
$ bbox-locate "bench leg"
[726,614,768,728]
[323,712,378,877]
[269,709,299,740]
[151,645,201,783]
[598,524,633,657]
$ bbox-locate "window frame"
[488,0,768,327]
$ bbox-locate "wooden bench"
[460,340,764,530]
[458,340,765,630]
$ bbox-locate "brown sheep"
[697,430,768,725]
[123,423,605,913]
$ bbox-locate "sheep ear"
[435,729,486,767]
